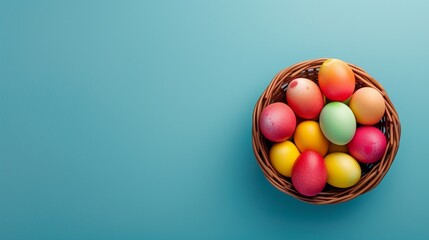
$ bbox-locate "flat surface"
[0,0,428,239]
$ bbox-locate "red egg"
[259,102,296,142]
[318,59,355,101]
[286,78,324,119]
[347,126,387,164]
[291,150,327,196]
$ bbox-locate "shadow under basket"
[252,58,401,204]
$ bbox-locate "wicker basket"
[252,58,401,204]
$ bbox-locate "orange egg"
[349,87,385,125]
[294,121,329,156]
[318,59,355,101]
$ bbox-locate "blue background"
[1,0,428,239]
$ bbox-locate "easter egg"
[259,102,296,142]
[328,142,349,153]
[349,87,386,125]
[269,141,300,177]
[291,151,327,196]
[347,126,387,164]
[294,121,329,156]
[324,153,361,188]
[319,102,356,145]
[318,59,355,101]
[286,78,324,119]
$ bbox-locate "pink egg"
[286,78,324,119]
[292,150,327,196]
[259,102,296,142]
[347,126,387,164]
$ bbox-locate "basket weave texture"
[252,58,401,204]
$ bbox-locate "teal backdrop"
[1,0,428,239]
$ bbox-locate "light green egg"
[319,102,356,145]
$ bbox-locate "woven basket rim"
[252,58,401,204]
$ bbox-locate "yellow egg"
[294,121,329,156]
[269,141,300,177]
[324,153,361,188]
[349,87,385,125]
[328,142,349,153]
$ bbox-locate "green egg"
[319,102,356,145]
